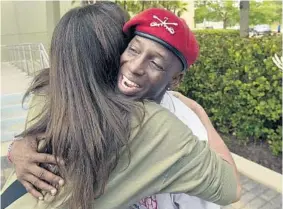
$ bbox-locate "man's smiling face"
[117,35,183,101]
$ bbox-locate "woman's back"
[2,98,237,209]
[10,4,137,209]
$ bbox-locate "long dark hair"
[19,2,140,209]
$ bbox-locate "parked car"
[253,24,271,36]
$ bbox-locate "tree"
[249,1,282,26]
[239,0,249,38]
[115,0,141,15]
[162,1,188,17]
[115,0,187,17]
[209,1,239,28]
[194,0,239,28]
[194,5,210,24]
[72,1,188,17]
[71,0,95,6]
[195,0,282,29]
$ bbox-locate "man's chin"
[117,88,144,101]
[121,90,142,98]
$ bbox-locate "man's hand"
[10,136,64,200]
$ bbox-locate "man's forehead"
[128,35,182,71]
[131,35,174,59]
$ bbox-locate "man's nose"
[129,56,146,76]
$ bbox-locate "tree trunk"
[164,1,169,10]
[166,4,170,10]
[80,0,95,6]
[223,19,227,29]
[240,0,249,38]
[123,0,126,10]
[141,1,145,11]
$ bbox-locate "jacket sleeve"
[153,107,237,205]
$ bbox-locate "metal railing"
[1,43,50,76]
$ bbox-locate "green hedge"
[179,30,282,155]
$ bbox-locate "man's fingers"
[34,153,57,164]
[35,133,46,139]
[21,180,43,200]
[31,165,64,186]
[24,174,57,196]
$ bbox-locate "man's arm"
[7,93,65,199]
[171,91,241,201]
[9,136,64,199]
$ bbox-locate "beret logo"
[150,15,178,35]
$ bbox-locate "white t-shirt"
[155,92,220,209]
[160,92,208,141]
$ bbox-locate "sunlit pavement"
[222,175,282,209]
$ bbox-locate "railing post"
[12,46,17,65]
[10,48,14,63]
[28,45,35,76]
[8,47,12,63]
[39,45,44,70]
[15,46,21,68]
[15,45,19,67]
[22,45,29,75]
[4,43,49,76]
[39,43,50,68]
[21,46,24,71]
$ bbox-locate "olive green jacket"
[2,96,237,209]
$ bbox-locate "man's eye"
[151,61,164,71]
[129,46,138,54]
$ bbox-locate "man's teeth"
[123,75,139,88]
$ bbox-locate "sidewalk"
[222,175,282,209]
[1,62,32,95]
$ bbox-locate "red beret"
[123,8,199,71]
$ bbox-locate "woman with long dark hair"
[2,2,240,209]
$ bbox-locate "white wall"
[1,1,48,61]
[180,1,195,29]
[1,1,48,46]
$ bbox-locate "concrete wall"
[0,0,80,56]
[0,0,78,61]
[1,1,49,61]
[1,1,48,46]
[180,1,195,29]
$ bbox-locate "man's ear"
[170,71,185,90]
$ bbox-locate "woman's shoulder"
[131,101,194,143]
[131,101,179,128]
[143,101,174,118]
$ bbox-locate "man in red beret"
[118,8,199,103]
[118,8,220,209]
